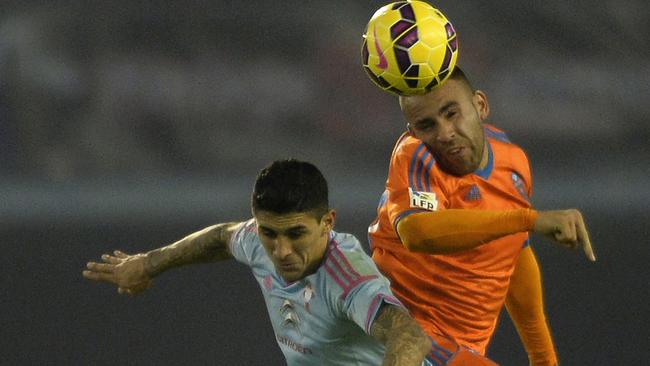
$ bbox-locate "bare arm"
[144,222,239,276]
[82,222,241,295]
[370,303,431,366]
[506,247,558,366]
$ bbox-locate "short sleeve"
[342,276,405,335]
[228,219,258,265]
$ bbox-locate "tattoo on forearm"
[144,222,238,276]
[370,304,430,366]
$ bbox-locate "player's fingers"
[83,270,115,283]
[577,221,596,262]
[101,254,122,265]
[86,261,115,273]
[565,221,578,245]
[114,250,129,258]
[552,225,568,244]
[555,222,578,248]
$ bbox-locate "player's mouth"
[446,146,465,157]
[279,262,300,271]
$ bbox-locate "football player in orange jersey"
[369,66,595,366]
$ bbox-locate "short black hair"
[252,159,329,219]
[448,65,474,91]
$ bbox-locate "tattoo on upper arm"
[144,222,239,276]
[370,303,419,341]
[200,222,238,261]
[370,303,430,366]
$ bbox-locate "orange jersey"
[369,124,533,355]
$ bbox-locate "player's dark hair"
[448,66,475,91]
[252,159,329,219]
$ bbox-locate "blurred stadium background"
[1,0,648,364]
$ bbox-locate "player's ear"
[320,210,336,234]
[473,90,490,120]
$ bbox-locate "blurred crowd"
[1,0,648,182]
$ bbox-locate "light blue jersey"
[228,219,405,365]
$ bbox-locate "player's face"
[400,78,490,176]
[255,210,335,283]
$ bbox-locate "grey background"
[1,0,649,365]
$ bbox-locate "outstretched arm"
[397,208,595,261]
[506,246,557,366]
[82,222,241,295]
[370,303,431,366]
[143,222,239,276]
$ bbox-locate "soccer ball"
[361,1,459,96]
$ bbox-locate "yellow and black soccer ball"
[362,1,459,95]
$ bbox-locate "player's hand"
[534,209,596,262]
[82,250,152,295]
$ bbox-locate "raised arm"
[82,222,241,295]
[370,303,431,366]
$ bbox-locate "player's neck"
[477,139,489,170]
[304,235,330,278]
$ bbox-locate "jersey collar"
[473,139,493,180]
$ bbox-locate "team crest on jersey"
[409,188,438,211]
[303,283,314,314]
[280,299,302,335]
[511,172,529,201]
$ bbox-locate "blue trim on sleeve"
[522,239,530,248]
[393,208,426,235]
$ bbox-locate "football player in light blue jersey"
[83,159,440,366]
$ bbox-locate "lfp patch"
[409,188,438,211]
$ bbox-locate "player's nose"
[436,120,456,142]
[273,238,293,259]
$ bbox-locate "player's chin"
[278,267,303,282]
[442,160,474,177]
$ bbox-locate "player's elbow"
[397,216,447,254]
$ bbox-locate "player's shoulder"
[321,232,382,295]
[231,218,258,241]
[229,218,267,264]
[483,124,528,160]
[483,123,512,144]
[327,232,369,268]
[390,131,429,166]
[392,132,422,154]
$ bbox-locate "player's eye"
[415,120,435,131]
[261,229,277,239]
[445,110,457,119]
[287,231,306,240]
